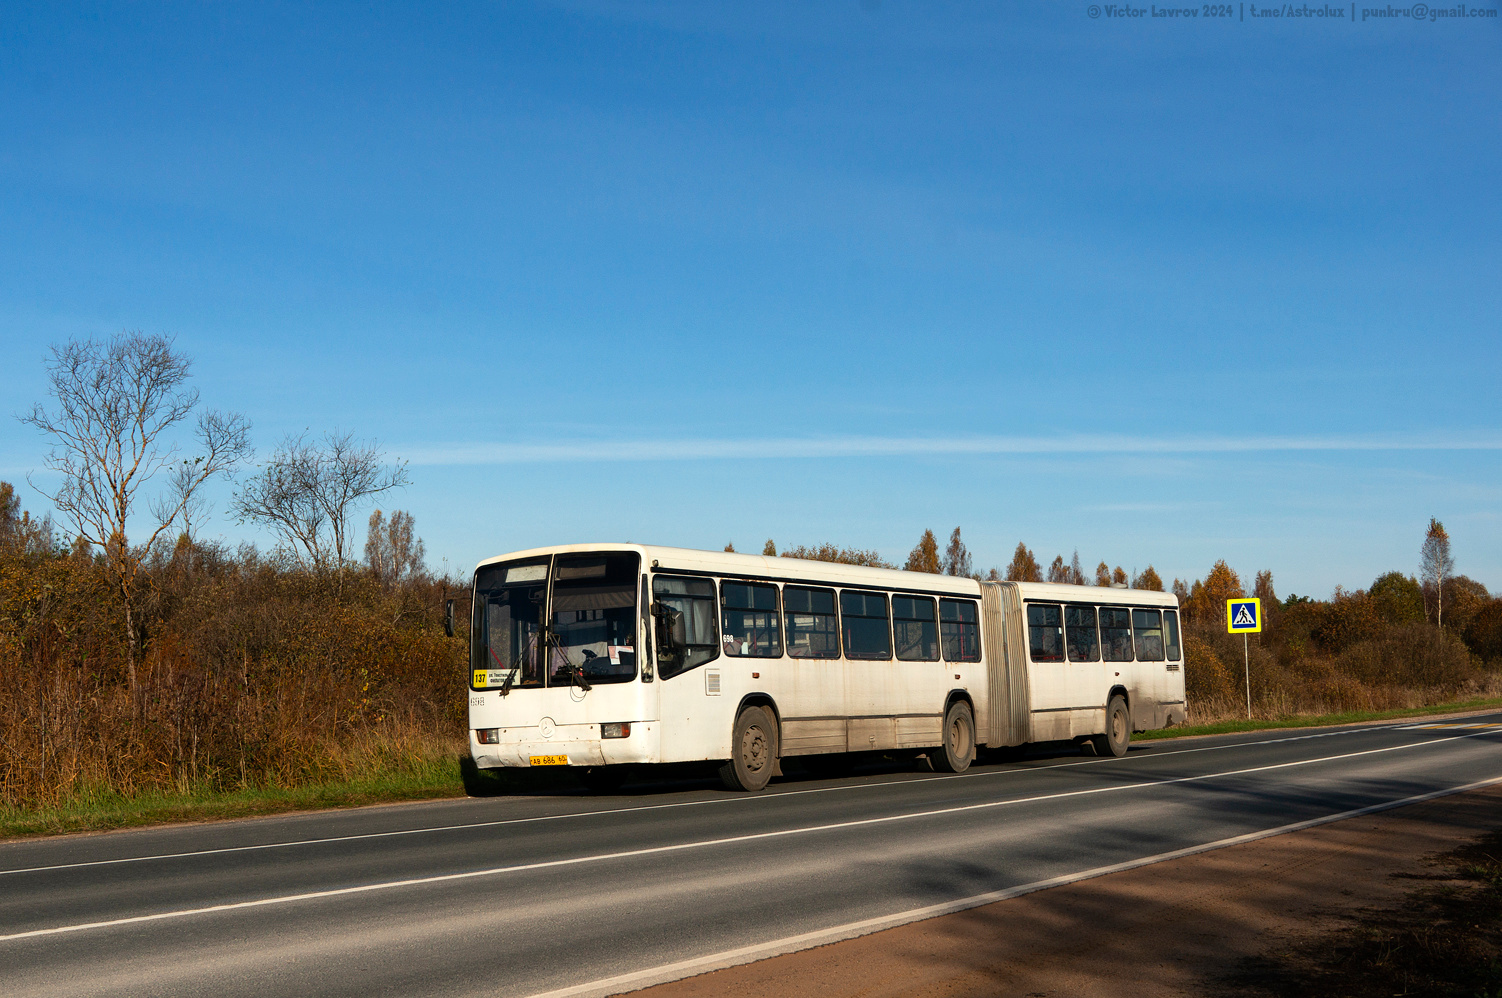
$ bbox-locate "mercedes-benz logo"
[539,717,556,740]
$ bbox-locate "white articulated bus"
[464,544,1186,792]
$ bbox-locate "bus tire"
[719,706,777,792]
[932,700,976,773]
[1092,695,1131,758]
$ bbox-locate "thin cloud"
[402,432,1502,466]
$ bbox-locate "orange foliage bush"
[0,538,466,809]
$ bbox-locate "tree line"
[3,332,1498,812]
[728,529,1158,591]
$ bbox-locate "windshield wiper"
[488,645,519,698]
[558,663,592,692]
[547,633,593,692]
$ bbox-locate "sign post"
[1226,598,1262,719]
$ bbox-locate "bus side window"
[1027,603,1065,662]
[721,581,782,658]
[1164,610,1182,661]
[652,576,719,678]
[940,599,981,663]
[1100,607,1134,662]
[840,590,892,660]
[893,595,939,661]
[1132,608,1165,662]
[1065,605,1100,662]
[785,586,840,659]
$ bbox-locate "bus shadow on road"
[458,741,1101,798]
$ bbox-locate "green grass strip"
[0,754,467,840]
[1135,694,1502,741]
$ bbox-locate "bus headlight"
[601,722,632,739]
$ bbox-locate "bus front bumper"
[470,722,658,769]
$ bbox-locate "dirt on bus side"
[621,784,1502,998]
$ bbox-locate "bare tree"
[1069,551,1086,586]
[365,509,427,590]
[942,527,973,578]
[232,431,408,570]
[1420,517,1455,627]
[21,333,250,681]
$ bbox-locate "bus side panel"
[1166,653,1187,726]
[656,664,738,763]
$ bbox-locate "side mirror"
[444,599,455,638]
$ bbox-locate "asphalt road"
[3,713,1500,998]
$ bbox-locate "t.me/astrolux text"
[1088,2,1498,17]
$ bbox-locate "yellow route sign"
[1226,597,1262,634]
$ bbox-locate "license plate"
[529,754,569,766]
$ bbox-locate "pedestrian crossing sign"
[1227,598,1261,634]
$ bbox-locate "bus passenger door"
[779,586,846,756]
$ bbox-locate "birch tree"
[21,332,250,685]
[1419,517,1455,627]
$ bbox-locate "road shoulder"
[622,784,1502,998]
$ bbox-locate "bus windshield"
[551,553,639,685]
[472,559,548,690]
[471,552,641,690]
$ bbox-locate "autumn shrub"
[1310,588,1383,655]
[0,539,467,810]
[1465,600,1502,665]
[1335,623,1478,691]
[1184,633,1237,707]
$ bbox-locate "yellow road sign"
[1227,597,1262,633]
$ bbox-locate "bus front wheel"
[932,701,975,773]
[720,706,777,792]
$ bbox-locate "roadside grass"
[0,750,468,840]
[1136,694,1502,741]
[1218,825,1502,997]
[6,694,1501,841]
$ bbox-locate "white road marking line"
[0,727,1495,945]
[0,716,1447,878]
[521,772,1502,998]
[1398,722,1502,731]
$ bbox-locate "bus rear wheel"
[719,706,777,792]
[932,700,975,773]
[1092,695,1131,758]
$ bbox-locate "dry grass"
[0,538,468,811]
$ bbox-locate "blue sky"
[1,1,1498,596]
